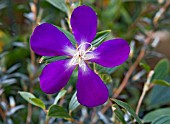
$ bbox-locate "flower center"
[69,42,95,70]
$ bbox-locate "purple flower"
[30,5,130,107]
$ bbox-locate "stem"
[0,107,5,121]
[26,0,39,123]
[136,71,154,115]
[80,0,83,5]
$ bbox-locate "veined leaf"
[30,98,45,109]
[112,104,126,124]
[151,115,170,124]
[151,59,169,81]
[92,30,111,47]
[69,91,80,113]
[48,105,70,119]
[40,56,68,63]
[54,89,67,104]
[143,108,170,123]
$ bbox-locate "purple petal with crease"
[30,23,74,56]
[76,64,108,107]
[40,60,75,94]
[89,38,130,67]
[71,5,97,44]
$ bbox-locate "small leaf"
[30,98,45,109]
[111,99,142,124]
[92,30,111,47]
[143,108,170,123]
[151,115,170,124]
[46,0,67,13]
[153,80,170,87]
[19,91,35,104]
[139,62,150,72]
[99,74,112,83]
[69,91,80,113]
[151,59,169,81]
[112,104,126,124]
[19,91,45,109]
[48,105,71,119]
[54,89,67,104]
[40,56,68,63]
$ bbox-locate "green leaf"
[41,56,68,63]
[46,0,68,13]
[139,62,151,72]
[54,89,67,104]
[148,85,170,107]
[96,64,118,74]
[18,91,45,109]
[151,59,169,81]
[112,104,126,124]
[69,91,80,113]
[92,30,111,47]
[56,26,76,46]
[99,74,112,83]
[121,7,132,24]
[151,115,170,124]
[153,80,170,87]
[30,98,45,109]
[112,99,142,124]
[48,105,71,119]
[143,108,170,123]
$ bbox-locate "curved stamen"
[69,42,95,71]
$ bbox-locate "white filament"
[69,42,95,71]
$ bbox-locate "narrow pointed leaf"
[92,30,111,47]
[113,104,126,124]
[153,80,170,87]
[112,99,142,124]
[54,89,67,104]
[40,56,68,63]
[56,26,76,46]
[69,91,80,112]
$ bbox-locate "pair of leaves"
[19,91,70,119]
[19,90,80,119]
[148,59,170,107]
[143,108,170,124]
[47,91,80,118]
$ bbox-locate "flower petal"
[71,5,97,44]
[89,38,130,67]
[40,60,75,94]
[76,64,108,107]
[30,23,74,56]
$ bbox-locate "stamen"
[69,42,95,71]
